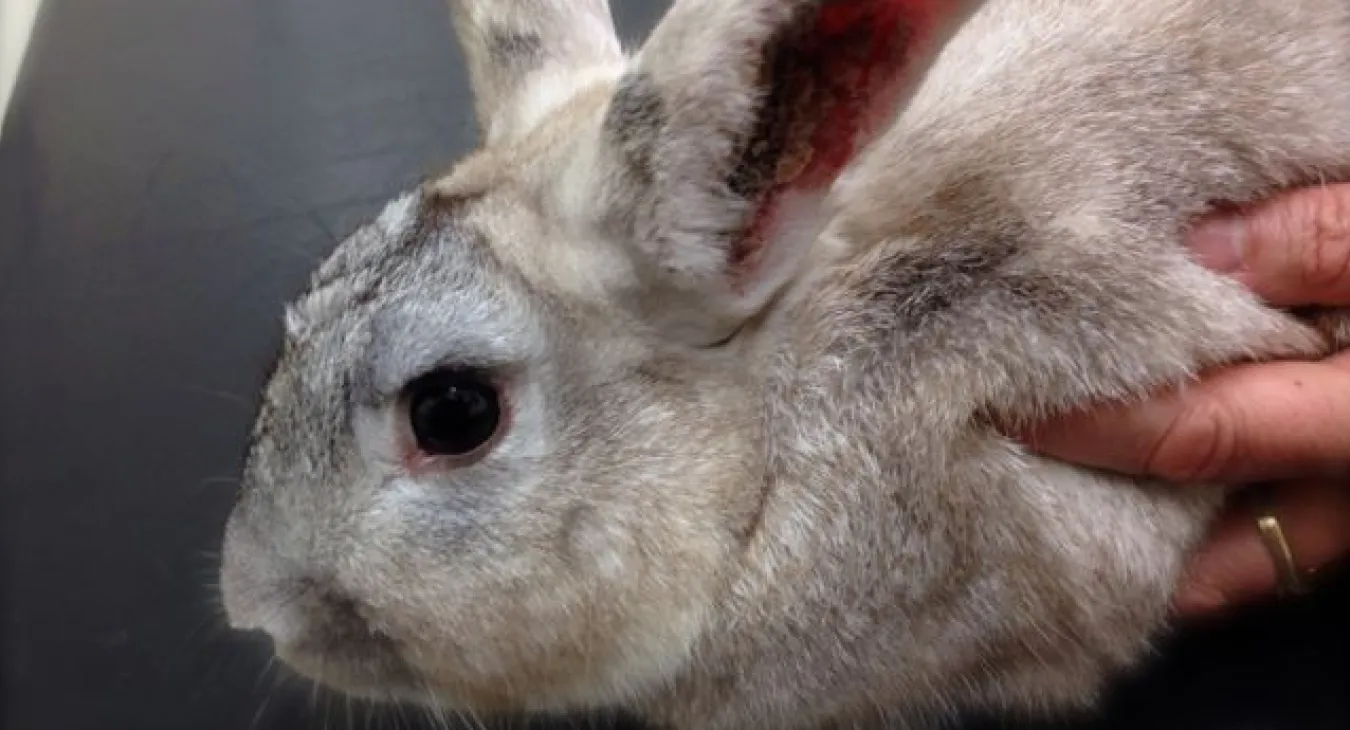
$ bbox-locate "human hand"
[1023,184,1350,617]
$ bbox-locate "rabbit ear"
[448,0,623,144]
[601,0,975,340]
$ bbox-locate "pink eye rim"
[402,367,507,466]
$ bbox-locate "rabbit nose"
[217,553,297,638]
[219,523,317,642]
[219,506,383,646]
[222,571,374,647]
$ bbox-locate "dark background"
[0,1,1346,729]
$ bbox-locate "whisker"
[167,382,256,410]
[249,692,273,730]
[199,475,242,488]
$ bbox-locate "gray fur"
[445,0,625,144]
[486,29,544,67]
[602,71,664,189]
[221,1,1350,728]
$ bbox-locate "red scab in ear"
[734,0,961,288]
[799,0,952,187]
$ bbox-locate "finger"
[1188,184,1350,306]
[1173,479,1350,617]
[1024,352,1350,484]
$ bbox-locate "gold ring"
[1255,513,1308,596]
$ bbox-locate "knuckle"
[1178,576,1232,615]
[1296,188,1350,293]
[1317,481,1350,551]
[1143,399,1240,483]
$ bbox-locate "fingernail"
[1173,581,1229,616]
[1188,217,1247,273]
[1017,422,1068,455]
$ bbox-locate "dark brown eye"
[406,369,502,458]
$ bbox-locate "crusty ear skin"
[448,0,624,144]
[604,0,980,339]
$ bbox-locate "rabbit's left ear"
[597,0,976,341]
[448,0,624,144]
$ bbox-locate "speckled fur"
[221,1,1350,729]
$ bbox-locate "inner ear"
[604,0,970,342]
[739,1,938,192]
[729,0,950,279]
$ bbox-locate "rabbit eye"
[405,369,502,459]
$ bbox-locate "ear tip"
[448,0,625,138]
[814,0,966,36]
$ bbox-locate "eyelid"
[364,300,535,403]
[391,361,522,404]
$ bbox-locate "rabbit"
[218,0,1350,728]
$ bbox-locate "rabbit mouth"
[279,638,584,716]
[268,601,563,713]
[271,614,429,702]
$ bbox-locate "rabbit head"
[220,0,1350,724]
[220,0,976,717]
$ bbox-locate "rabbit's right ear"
[448,0,624,144]
[597,0,977,343]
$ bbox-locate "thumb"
[1187,184,1350,307]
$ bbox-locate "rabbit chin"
[273,637,565,713]
[272,634,431,704]
[273,614,700,717]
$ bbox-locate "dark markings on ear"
[486,28,544,68]
[729,0,924,271]
[724,19,805,208]
[426,185,488,217]
[604,71,666,188]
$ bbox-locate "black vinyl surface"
[0,2,1346,729]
